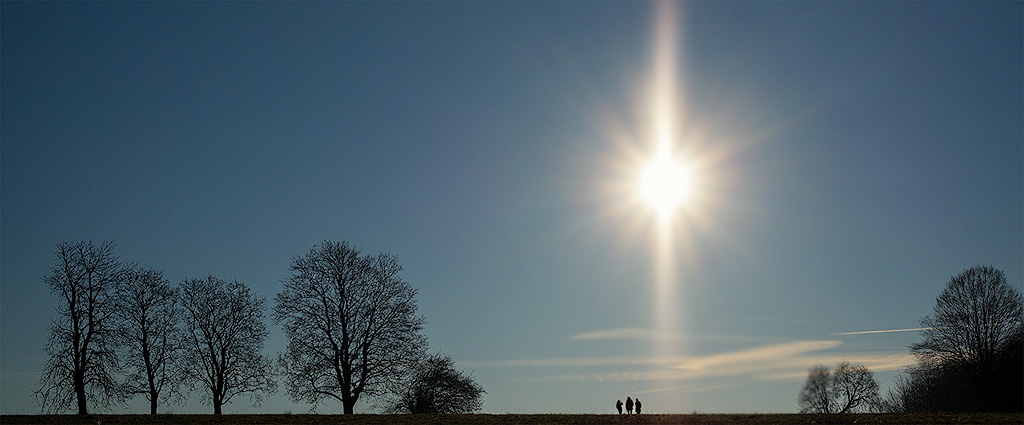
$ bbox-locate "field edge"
[2,413,1022,425]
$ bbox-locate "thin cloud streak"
[830,327,933,336]
[832,321,1023,336]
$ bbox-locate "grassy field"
[2,413,1022,425]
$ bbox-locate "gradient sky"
[2,1,1021,415]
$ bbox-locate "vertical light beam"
[651,0,680,362]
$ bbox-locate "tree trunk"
[213,390,222,414]
[145,339,156,414]
[75,374,88,415]
[341,370,354,414]
[76,390,88,415]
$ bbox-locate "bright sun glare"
[638,151,692,219]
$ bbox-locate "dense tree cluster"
[35,242,275,415]
[889,266,1023,412]
[797,266,1021,414]
[35,240,483,415]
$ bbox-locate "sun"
[637,150,693,220]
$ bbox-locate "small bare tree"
[180,276,275,414]
[275,240,427,414]
[36,241,129,414]
[117,267,185,414]
[799,362,880,414]
[832,362,881,413]
[387,353,485,414]
[798,365,832,414]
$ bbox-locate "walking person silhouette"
[625,396,634,414]
[635,398,642,414]
[616,399,623,414]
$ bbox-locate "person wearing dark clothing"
[616,399,623,414]
[625,397,634,414]
[635,398,642,414]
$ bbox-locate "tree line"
[35,240,484,415]
[798,265,1023,414]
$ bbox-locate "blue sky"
[2,1,1021,415]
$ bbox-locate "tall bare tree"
[909,265,1023,411]
[799,362,880,414]
[180,276,275,414]
[117,267,184,414]
[275,240,427,414]
[36,241,129,414]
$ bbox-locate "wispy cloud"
[470,340,916,385]
[569,327,773,342]
[570,327,680,341]
[633,384,734,395]
[672,340,841,374]
[754,353,915,380]
[460,356,682,369]
[678,342,914,381]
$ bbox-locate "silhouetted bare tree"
[180,276,275,414]
[799,362,880,414]
[799,365,832,414]
[35,241,129,414]
[387,353,485,414]
[905,265,1023,412]
[275,240,427,414]
[833,362,881,413]
[116,267,185,414]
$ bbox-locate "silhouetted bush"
[387,353,485,414]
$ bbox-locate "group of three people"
[615,397,641,414]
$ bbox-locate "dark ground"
[2,413,1022,425]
